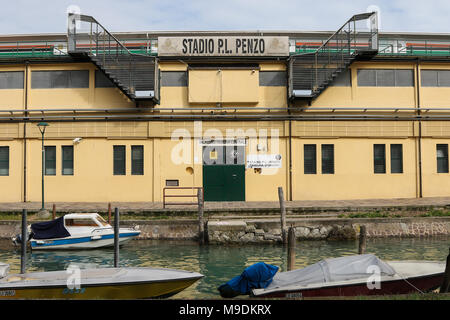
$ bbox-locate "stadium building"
[0,12,450,203]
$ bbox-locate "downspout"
[23,61,29,202]
[287,61,293,201]
[416,59,423,198]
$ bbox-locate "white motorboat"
[14,213,140,250]
[0,262,203,299]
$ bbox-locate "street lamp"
[37,122,50,218]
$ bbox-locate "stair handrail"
[288,12,378,98]
[67,13,149,58]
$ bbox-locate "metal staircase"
[67,13,159,104]
[288,12,379,100]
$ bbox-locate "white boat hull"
[30,230,140,250]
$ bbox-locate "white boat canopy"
[267,254,396,289]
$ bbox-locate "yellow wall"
[0,63,135,111]
[310,62,417,109]
[0,139,23,202]
[291,137,417,200]
[0,59,450,203]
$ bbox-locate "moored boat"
[251,254,446,298]
[0,262,203,299]
[218,254,446,298]
[13,213,140,250]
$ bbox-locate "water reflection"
[0,237,449,299]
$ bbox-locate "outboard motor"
[11,228,33,246]
[0,262,9,279]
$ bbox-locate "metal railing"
[163,187,204,208]
[289,12,378,99]
[67,13,158,101]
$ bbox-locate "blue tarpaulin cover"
[31,216,71,240]
[218,262,279,298]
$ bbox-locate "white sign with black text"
[246,154,282,169]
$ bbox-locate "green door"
[202,142,245,201]
[203,165,245,201]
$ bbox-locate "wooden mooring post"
[20,209,27,274]
[108,203,112,225]
[287,227,296,271]
[52,204,56,220]
[114,207,119,268]
[198,188,205,245]
[358,225,367,255]
[439,248,450,293]
[278,187,287,244]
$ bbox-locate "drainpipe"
[23,62,29,202]
[287,94,293,201]
[416,59,423,198]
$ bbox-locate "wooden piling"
[108,203,112,225]
[278,187,287,244]
[198,188,205,245]
[287,227,296,271]
[114,207,119,268]
[358,225,367,255]
[440,248,450,293]
[20,209,27,274]
[52,204,56,220]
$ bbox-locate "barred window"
[304,144,316,174]
[131,145,144,175]
[437,144,449,173]
[113,146,126,175]
[390,144,403,174]
[321,144,334,174]
[62,146,74,175]
[421,70,450,87]
[358,69,413,87]
[0,147,9,176]
[374,144,386,174]
[44,146,56,175]
[0,71,24,89]
[32,70,89,88]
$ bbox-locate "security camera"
[73,137,82,144]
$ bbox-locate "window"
[62,146,74,175]
[44,146,56,175]
[331,69,351,87]
[161,71,188,87]
[390,144,403,174]
[421,70,450,87]
[202,141,245,165]
[0,147,9,176]
[166,180,179,186]
[131,145,144,175]
[321,144,334,174]
[357,69,413,87]
[259,71,287,86]
[304,144,316,174]
[374,144,386,174]
[0,71,24,89]
[65,219,99,227]
[113,146,126,175]
[95,70,115,88]
[31,70,89,88]
[437,144,449,173]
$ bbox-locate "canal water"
[0,237,449,299]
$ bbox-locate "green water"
[1,237,449,299]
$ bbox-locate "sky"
[1,0,450,35]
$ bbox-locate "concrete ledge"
[1,217,450,243]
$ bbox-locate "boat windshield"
[95,215,110,226]
[65,218,99,227]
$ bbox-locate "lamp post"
[37,122,50,218]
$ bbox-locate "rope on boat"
[396,272,425,294]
